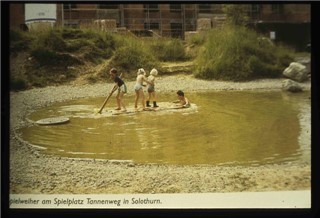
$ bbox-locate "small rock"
[128,163,135,167]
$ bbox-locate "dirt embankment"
[10,75,311,194]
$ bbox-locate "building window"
[63,4,77,10]
[271,4,283,13]
[251,4,260,12]
[199,4,212,13]
[211,4,223,13]
[170,4,182,12]
[171,22,183,38]
[144,4,159,12]
[98,4,119,9]
[144,22,160,30]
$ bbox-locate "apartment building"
[248,4,310,23]
[55,4,225,38]
[247,4,310,51]
[9,3,310,49]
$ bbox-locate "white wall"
[25,4,56,24]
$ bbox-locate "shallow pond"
[19,91,311,166]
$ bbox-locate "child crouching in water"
[146,68,159,108]
[174,90,191,108]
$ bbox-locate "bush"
[188,33,206,46]
[194,25,295,81]
[10,29,24,42]
[31,47,82,67]
[83,48,112,64]
[109,39,158,76]
[66,38,93,52]
[248,56,280,78]
[151,38,187,61]
[64,29,115,63]
[10,78,28,91]
[10,29,34,53]
[61,28,84,39]
[33,29,66,52]
[29,28,116,66]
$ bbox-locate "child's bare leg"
[152,92,156,101]
[115,92,121,110]
[147,93,151,101]
[140,90,145,109]
[146,92,151,107]
[152,92,158,107]
[119,92,126,110]
[134,91,139,109]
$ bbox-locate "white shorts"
[134,84,143,91]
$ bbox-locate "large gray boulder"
[296,57,311,74]
[283,62,308,82]
[282,79,303,92]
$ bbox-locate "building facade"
[9,3,310,49]
[56,4,222,38]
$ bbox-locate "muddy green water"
[19,91,311,166]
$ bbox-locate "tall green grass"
[29,28,115,66]
[10,25,298,90]
[108,36,159,77]
[150,38,187,62]
[10,29,35,53]
[194,25,295,81]
[107,35,188,77]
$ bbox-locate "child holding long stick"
[109,68,127,112]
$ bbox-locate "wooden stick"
[97,73,122,114]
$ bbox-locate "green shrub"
[62,28,115,48]
[61,28,84,39]
[31,47,82,67]
[10,29,34,53]
[84,48,112,64]
[248,56,280,78]
[110,41,158,75]
[151,38,187,61]
[28,75,48,87]
[276,46,295,67]
[194,25,295,81]
[10,29,24,42]
[188,33,206,46]
[33,29,66,51]
[10,78,28,91]
[64,29,115,63]
[30,28,115,66]
[66,38,93,52]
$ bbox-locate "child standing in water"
[109,68,127,112]
[134,68,151,111]
[174,90,191,108]
[146,68,159,108]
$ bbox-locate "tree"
[222,4,249,26]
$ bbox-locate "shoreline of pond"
[10,75,311,194]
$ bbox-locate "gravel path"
[10,75,311,194]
